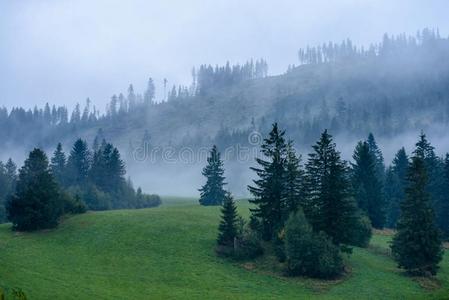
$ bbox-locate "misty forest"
[1,1,449,299]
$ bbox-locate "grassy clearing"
[0,196,448,299]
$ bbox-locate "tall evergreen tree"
[304,130,358,246]
[66,139,90,187]
[248,123,288,240]
[50,143,67,186]
[441,154,449,238]
[199,145,227,206]
[217,192,239,246]
[367,133,385,182]
[385,167,401,228]
[414,132,447,237]
[283,142,304,220]
[391,154,442,276]
[144,77,156,105]
[5,158,17,187]
[351,141,384,228]
[385,148,409,228]
[6,149,63,231]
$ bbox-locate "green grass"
[0,197,448,299]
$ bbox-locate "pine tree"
[351,141,384,228]
[50,143,67,186]
[6,149,63,231]
[385,148,409,228]
[199,145,226,206]
[304,130,358,246]
[391,155,442,276]
[217,192,239,246]
[90,142,126,195]
[367,133,385,182]
[414,132,447,237]
[66,139,90,187]
[385,167,401,228]
[5,158,17,186]
[283,142,304,220]
[248,123,288,240]
[144,77,156,105]
[441,154,449,238]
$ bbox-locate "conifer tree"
[391,155,442,276]
[248,123,288,240]
[90,142,126,195]
[144,77,156,105]
[367,133,385,180]
[414,132,447,237]
[6,149,63,231]
[385,148,409,228]
[199,145,226,206]
[50,143,67,186]
[385,167,401,228]
[441,154,449,238]
[217,192,239,246]
[351,141,384,228]
[5,158,17,187]
[283,142,304,220]
[66,139,90,187]
[304,130,358,246]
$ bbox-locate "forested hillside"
[1,29,448,162]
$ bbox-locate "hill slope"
[0,198,448,299]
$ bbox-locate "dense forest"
[1,29,449,162]
[206,123,446,278]
[0,139,161,224]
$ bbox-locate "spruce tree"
[351,141,384,228]
[442,154,449,238]
[50,143,67,186]
[391,155,442,276]
[414,132,447,237]
[6,149,63,231]
[199,145,226,206]
[217,192,239,246]
[5,158,17,187]
[304,130,358,246]
[66,139,90,187]
[385,148,409,228]
[384,167,401,228]
[283,142,304,220]
[367,133,385,180]
[248,123,288,240]
[0,162,9,222]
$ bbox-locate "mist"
[1,0,449,110]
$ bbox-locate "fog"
[1,0,449,110]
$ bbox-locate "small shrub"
[136,193,161,209]
[349,213,372,248]
[81,185,112,211]
[61,191,87,214]
[233,226,264,260]
[285,210,344,279]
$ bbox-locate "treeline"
[194,59,268,95]
[200,124,446,278]
[298,28,444,65]
[0,139,161,227]
[2,29,449,159]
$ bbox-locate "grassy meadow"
[0,197,448,299]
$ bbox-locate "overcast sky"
[1,0,448,111]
